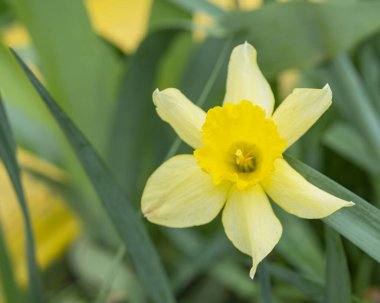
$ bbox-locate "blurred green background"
[0,0,380,302]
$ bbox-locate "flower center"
[235,148,255,172]
[194,101,286,190]
[232,142,261,173]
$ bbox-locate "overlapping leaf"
[12,51,176,303]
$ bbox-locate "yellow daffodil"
[141,42,354,278]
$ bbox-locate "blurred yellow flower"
[0,149,79,285]
[141,42,354,278]
[2,0,262,52]
[86,0,152,53]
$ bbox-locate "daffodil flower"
[141,42,354,278]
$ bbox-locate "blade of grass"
[0,220,21,303]
[323,122,378,176]
[167,0,225,18]
[275,211,325,283]
[12,51,176,303]
[0,44,62,161]
[0,43,118,246]
[354,255,374,298]
[108,29,179,203]
[68,238,144,303]
[173,232,232,296]
[257,261,273,303]
[180,38,230,107]
[268,264,323,302]
[165,39,231,160]
[285,154,380,263]
[326,54,380,163]
[222,2,380,77]
[324,227,351,303]
[8,0,122,152]
[210,260,259,301]
[94,245,127,303]
[358,42,380,114]
[0,96,44,303]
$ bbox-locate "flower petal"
[141,155,229,227]
[272,84,332,148]
[261,159,354,219]
[223,42,274,116]
[153,88,206,149]
[222,185,282,278]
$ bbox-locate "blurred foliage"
[0,0,380,302]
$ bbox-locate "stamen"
[235,148,256,173]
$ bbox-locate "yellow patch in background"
[2,0,263,53]
[0,149,80,286]
[1,23,30,48]
[85,0,152,53]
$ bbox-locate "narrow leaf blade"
[12,50,176,303]
[324,227,352,303]
[0,221,21,303]
[222,2,380,77]
[285,155,380,263]
[0,96,45,303]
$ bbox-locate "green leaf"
[210,260,259,300]
[0,96,45,303]
[8,0,122,152]
[165,38,231,160]
[0,43,119,248]
[173,232,232,294]
[324,227,351,303]
[180,38,230,107]
[149,0,191,31]
[285,155,380,263]
[258,261,273,303]
[68,239,144,303]
[166,0,225,18]
[12,51,176,303]
[222,2,380,77]
[107,29,180,202]
[358,41,380,114]
[94,245,128,303]
[0,221,21,303]
[0,44,62,161]
[269,264,323,302]
[323,122,378,176]
[353,255,374,298]
[276,212,325,282]
[323,54,380,163]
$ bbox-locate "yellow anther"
[235,148,255,172]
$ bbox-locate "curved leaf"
[286,155,380,263]
[12,50,176,303]
[222,2,380,77]
[0,96,44,303]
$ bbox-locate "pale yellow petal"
[223,42,274,116]
[272,84,332,148]
[141,155,229,227]
[153,88,206,149]
[222,185,282,278]
[261,159,354,219]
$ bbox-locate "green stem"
[164,40,231,160]
[95,245,127,303]
[258,261,273,303]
